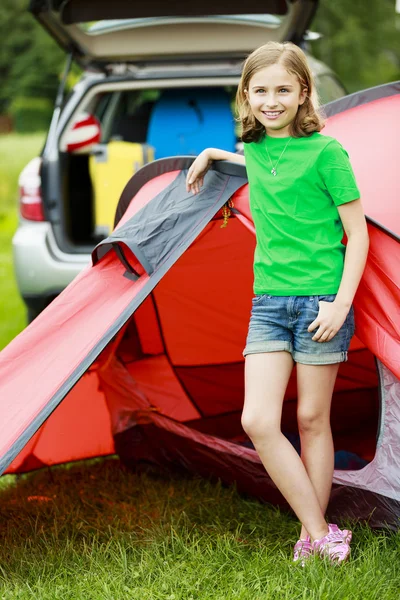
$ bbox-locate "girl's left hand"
[308,301,349,343]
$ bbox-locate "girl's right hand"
[186,150,213,194]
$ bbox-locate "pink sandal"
[293,524,351,566]
[313,523,352,564]
[328,523,352,543]
[293,536,313,566]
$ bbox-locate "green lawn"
[0,458,399,600]
[0,132,45,350]
[0,134,399,599]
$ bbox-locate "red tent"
[0,82,399,527]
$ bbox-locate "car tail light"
[18,157,45,221]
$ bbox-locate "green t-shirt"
[243,132,360,295]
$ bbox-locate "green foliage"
[0,0,72,114]
[0,211,26,346]
[311,0,400,93]
[9,97,53,133]
[0,132,46,347]
[0,132,45,214]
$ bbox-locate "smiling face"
[245,63,307,138]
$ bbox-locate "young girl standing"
[186,41,369,564]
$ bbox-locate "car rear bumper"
[12,220,90,302]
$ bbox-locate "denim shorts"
[243,294,355,365]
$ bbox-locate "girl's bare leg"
[242,352,329,541]
[296,363,339,540]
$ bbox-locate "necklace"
[265,137,292,176]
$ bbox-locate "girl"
[186,42,369,564]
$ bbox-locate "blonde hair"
[236,41,325,143]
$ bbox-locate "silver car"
[14,1,347,321]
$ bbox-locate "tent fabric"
[0,81,399,528]
[324,80,400,119]
[0,167,246,474]
[322,86,399,237]
[332,362,400,501]
[93,169,246,276]
[114,156,245,227]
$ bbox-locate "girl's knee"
[241,410,279,441]
[297,407,330,435]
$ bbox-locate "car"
[14,0,347,322]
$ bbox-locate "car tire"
[25,294,58,324]
[27,305,43,324]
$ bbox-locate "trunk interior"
[58,83,239,248]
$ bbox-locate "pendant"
[271,168,277,176]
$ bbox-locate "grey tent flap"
[92,168,247,277]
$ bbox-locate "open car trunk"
[30,1,319,68]
[57,81,240,247]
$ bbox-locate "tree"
[0,0,65,113]
[311,0,400,93]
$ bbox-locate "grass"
[0,458,399,600]
[0,132,46,350]
[0,132,45,214]
[0,133,399,599]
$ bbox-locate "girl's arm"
[186,148,246,194]
[308,199,369,342]
[334,199,369,309]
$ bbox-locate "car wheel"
[25,294,58,324]
[27,306,43,324]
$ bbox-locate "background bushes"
[8,97,53,133]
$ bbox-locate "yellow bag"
[89,141,154,235]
